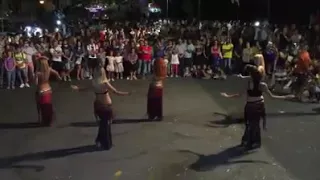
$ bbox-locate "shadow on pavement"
[0,145,101,170]
[70,118,150,127]
[10,164,45,172]
[312,107,320,113]
[0,122,42,129]
[267,111,319,118]
[180,145,269,172]
[208,112,245,128]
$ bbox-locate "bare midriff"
[37,73,51,93]
[94,86,112,106]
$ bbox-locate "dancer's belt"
[38,89,52,94]
[246,99,264,103]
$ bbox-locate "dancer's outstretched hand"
[71,85,79,90]
[285,94,295,99]
[220,92,228,97]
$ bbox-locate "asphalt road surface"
[0,77,318,180]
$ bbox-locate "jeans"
[223,58,232,74]
[7,69,16,87]
[137,59,143,75]
[16,68,28,84]
[138,60,151,76]
[143,61,151,76]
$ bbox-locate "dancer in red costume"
[147,58,167,120]
[35,56,61,126]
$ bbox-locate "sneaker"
[6,86,10,90]
[20,84,25,88]
[25,83,30,88]
[11,86,15,90]
[126,77,130,80]
[89,76,93,80]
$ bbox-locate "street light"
[166,0,168,18]
[39,0,44,4]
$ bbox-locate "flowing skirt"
[147,85,163,120]
[36,91,54,126]
[94,101,113,150]
[241,101,266,148]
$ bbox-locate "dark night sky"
[156,0,319,24]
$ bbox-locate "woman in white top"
[242,42,253,66]
[171,50,179,77]
[114,51,124,79]
[106,51,115,81]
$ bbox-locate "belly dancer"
[71,66,130,150]
[221,64,294,149]
[35,56,61,126]
[147,58,167,121]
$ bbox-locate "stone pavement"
[0,79,295,180]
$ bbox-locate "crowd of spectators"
[0,19,319,90]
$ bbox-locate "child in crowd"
[4,51,16,89]
[106,50,115,81]
[163,55,170,77]
[63,47,73,81]
[171,50,179,77]
[114,51,124,79]
[98,47,106,68]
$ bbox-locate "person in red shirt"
[138,40,152,77]
[283,47,312,98]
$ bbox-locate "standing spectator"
[87,38,99,79]
[50,41,64,80]
[176,39,187,76]
[106,50,115,81]
[0,37,5,88]
[193,40,205,77]
[98,47,106,68]
[278,27,290,51]
[242,42,253,72]
[233,38,243,74]
[211,40,224,79]
[114,51,124,79]
[221,38,234,75]
[127,48,138,80]
[22,41,37,82]
[62,41,73,81]
[4,51,16,89]
[184,40,195,77]
[139,40,152,78]
[15,46,30,88]
[74,40,85,80]
[171,49,179,77]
